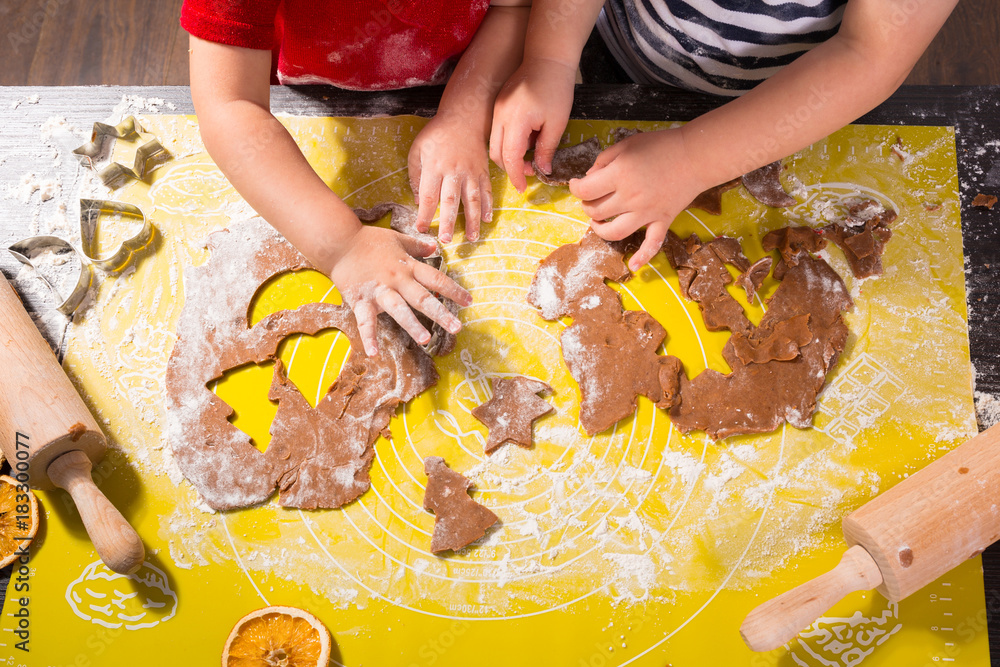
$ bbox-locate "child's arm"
[490,0,605,192]
[573,0,959,269]
[189,36,470,357]
[410,1,531,242]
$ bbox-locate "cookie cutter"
[73,116,167,188]
[8,237,93,316]
[8,200,154,316]
[79,199,154,272]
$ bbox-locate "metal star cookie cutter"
[72,116,167,188]
[79,199,154,272]
[8,237,93,316]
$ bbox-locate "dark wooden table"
[0,83,998,663]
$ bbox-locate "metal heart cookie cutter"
[79,199,154,272]
[8,200,154,316]
[8,236,93,316]
[73,116,168,188]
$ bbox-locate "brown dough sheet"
[471,377,554,453]
[529,231,681,434]
[742,161,796,208]
[820,200,897,279]
[423,457,498,553]
[562,303,682,435]
[668,231,853,439]
[164,218,438,511]
[527,230,630,320]
[532,137,602,186]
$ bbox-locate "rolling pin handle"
[740,545,883,653]
[46,450,145,575]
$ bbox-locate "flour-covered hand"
[409,117,493,244]
[329,225,472,357]
[490,57,576,192]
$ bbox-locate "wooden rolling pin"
[0,277,144,574]
[741,422,1000,652]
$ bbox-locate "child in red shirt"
[182,0,530,356]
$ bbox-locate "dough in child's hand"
[532,137,602,185]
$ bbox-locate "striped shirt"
[596,0,848,96]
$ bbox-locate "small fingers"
[570,161,618,201]
[354,299,380,357]
[489,120,505,169]
[397,232,438,259]
[461,177,482,242]
[580,192,622,222]
[630,221,670,271]
[590,212,643,242]
[399,282,462,334]
[438,176,461,243]
[407,146,422,207]
[502,124,531,192]
[532,121,564,176]
[480,173,494,223]
[376,287,431,346]
[415,168,442,234]
[413,261,473,307]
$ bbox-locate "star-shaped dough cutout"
[471,377,554,453]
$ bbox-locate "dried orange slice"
[0,474,38,568]
[222,605,331,667]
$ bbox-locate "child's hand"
[570,129,708,271]
[328,224,472,357]
[490,57,577,192]
[409,117,493,244]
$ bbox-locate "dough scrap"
[471,376,554,453]
[761,226,827,280]
[688,179,741,216]
[972,193,997,209]
[821,200,897,279]
[668,230,852,440]
[423,457,498,553]
[738,256,773,302]
[742,161,796,208]
[164,218,438,511]
[532,137,602,185]
[353,203,458,356]
[663,231,751,334]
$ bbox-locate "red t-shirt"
[180,0,491,90]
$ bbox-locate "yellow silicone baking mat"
[2,116,986,667]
